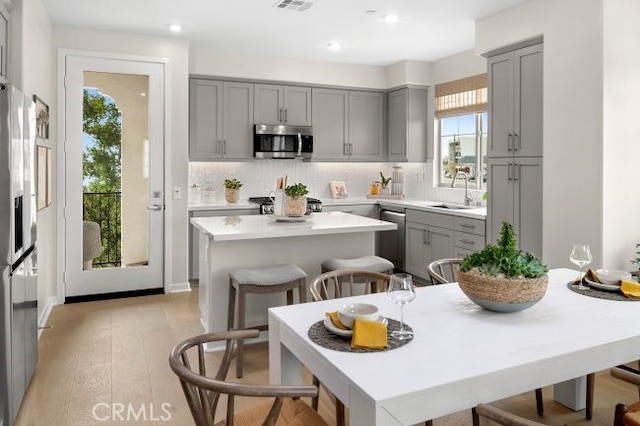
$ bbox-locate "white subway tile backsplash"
[187,161,485,206]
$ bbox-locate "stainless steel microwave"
[253,124,313,160]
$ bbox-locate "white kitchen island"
[191,211,397,349]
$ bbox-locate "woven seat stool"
[321,256,394,294]
[227,263,307,378]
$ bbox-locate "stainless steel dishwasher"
[378,208,406,271]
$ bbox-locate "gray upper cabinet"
[488,43,543,158]
[349,91,384,160]
[189,79,254,160]
[0,9,6,83]
[254,84,312,126]
[312,88,384,161]
[387,87,429,162]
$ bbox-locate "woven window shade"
[435,74,487,119]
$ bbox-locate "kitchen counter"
[193,212,397,348]
[191,211,397,241]
[189,197,487,219]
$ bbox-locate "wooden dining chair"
[169,329,328,426]
[427,258,594,420]
[309,269,392,426]
[473,403,547,426]
[611,364,640,426]
[426,258,463,285]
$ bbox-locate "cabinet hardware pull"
[460,239,475,245]
[344,143,348,156]
[507,163,512,181]
[460,224,475,229]
[514,163,520,181]
[426,230,431,245]
[514,132,519,151]
[507,133,513,151]
[284,109,288,123]
[217,140,222,155]
[223,140,227,156]
[422,229,427,244]
[279,108,282,122]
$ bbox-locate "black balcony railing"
[83,191,121,267]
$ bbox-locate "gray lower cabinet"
[189,209,258,280]
[189,79,254,160]
[486,157,542,257]
[405,210,454,282]
[405,210,486,282]
[312,88,384,161]
[254,84,312,126]
[387,87,429,162]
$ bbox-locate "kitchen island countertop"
[191,211,397,241]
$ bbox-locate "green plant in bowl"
[284,183,309,197]
[223,178,243,189]
[457,221,549,312]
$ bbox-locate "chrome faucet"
[452,171,473,206]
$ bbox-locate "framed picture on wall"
[33,95,50,139]
[329,181,348,199]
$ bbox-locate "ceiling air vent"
[273,0,313,12]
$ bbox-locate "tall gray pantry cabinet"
[486,42,543,257]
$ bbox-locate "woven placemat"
[307,318,413,353]
[567,281,639,301]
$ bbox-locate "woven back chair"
[169,329,327,426]
[473,403,547,426]
[426,258,463,285]
[310,269,391,301]
[611,365,640,426]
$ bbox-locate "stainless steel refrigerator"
[0,83,38,426]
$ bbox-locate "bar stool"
[321,255,394,294]
[227,263,307,378]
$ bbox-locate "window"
[435,74,487,189]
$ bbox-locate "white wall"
[602,0,640,269]
[385,60,431,88]
[52,27,190,290]
[18,0,54,322]
[430,49,487,85]
[190,46,388,89]
[476,0,606,268]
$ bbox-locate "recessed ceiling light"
[365,10,376,14]
[327,42,341,51]
[384,13,399,23]
[168,24,182,32]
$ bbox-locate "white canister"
[391,166,404,195]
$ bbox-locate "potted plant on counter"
[223,178,242,203]
[456,221,548,312]
[284,183,308,217]
[379,171,392,194]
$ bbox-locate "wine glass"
[570,244,592,290]
[387,273,416,340]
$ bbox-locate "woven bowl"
[456,269,548,313]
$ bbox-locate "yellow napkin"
[326,311,349,330]
[351,318,388,350]
[575,269,599,284]
[621,279,640,298]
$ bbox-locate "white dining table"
[268,268,640,426]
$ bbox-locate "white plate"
[584,277,621,292]
[323,316,387,337]
[273,215,307,222]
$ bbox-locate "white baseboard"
[169,281,191,293]
[38,296,58,339]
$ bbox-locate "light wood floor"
[15,288,638,426]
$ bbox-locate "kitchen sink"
[430,203,475,210]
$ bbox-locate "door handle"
[146,204,163,211]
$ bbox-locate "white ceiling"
[41,0,528,66]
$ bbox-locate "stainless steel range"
[248,196,322,215]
